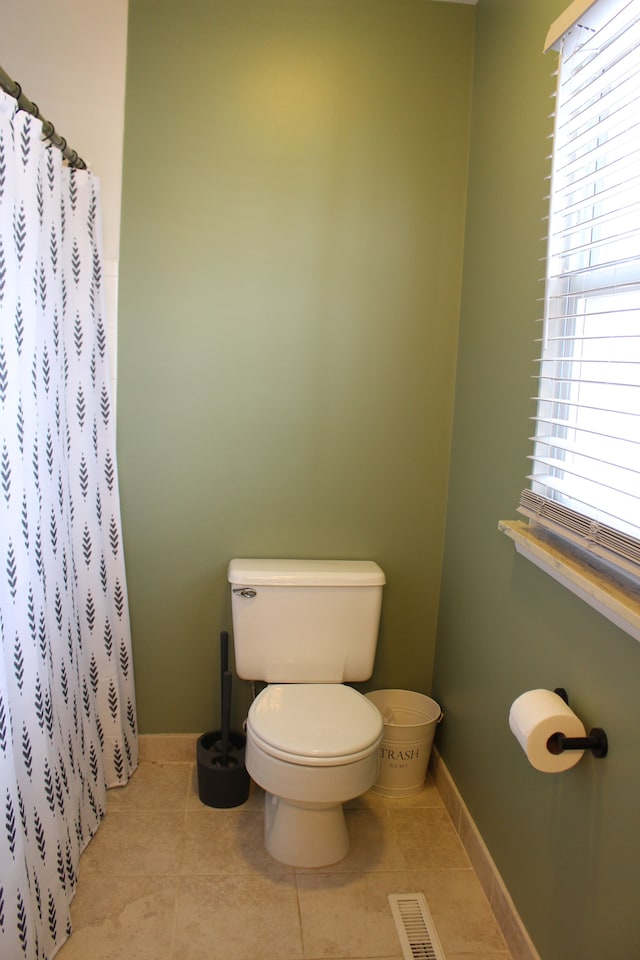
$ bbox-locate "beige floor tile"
[297,871,410,958]
[56,875,177,960]
[107,761,191,811]
[447,954,513,960]
[348,774,450,812]
[388,807,470,869]
[80,810,184,875]
[344,789,388,812]
[172,874,303,960]
[52,759,515,960]
[410,868,509,956]
[180,808,294,874]
[380,774,444,809]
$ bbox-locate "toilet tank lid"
[228,558,385,586]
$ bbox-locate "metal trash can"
[366,689,443,798]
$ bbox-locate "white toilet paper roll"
[509,689,587,773]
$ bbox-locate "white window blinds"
[520,0,640,574]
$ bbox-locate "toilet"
[228,558,385,868]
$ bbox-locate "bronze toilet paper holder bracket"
[547,688,608,759]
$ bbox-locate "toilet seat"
[248,684,383,767]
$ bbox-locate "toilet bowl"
[245,683,383,867]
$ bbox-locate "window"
[518,0,640,582]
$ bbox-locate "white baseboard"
[138,733,199,763]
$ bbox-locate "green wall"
[118,0,640,955]
[433,1,640,958]
[117,0,475,733]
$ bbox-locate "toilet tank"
[228,559,385,683]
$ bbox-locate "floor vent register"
[388,893,447,960]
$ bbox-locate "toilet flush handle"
[233,588,257,599]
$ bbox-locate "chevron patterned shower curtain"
[0,91,138,959]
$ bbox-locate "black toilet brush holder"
[197,728,250,808]
[197,631,250,808]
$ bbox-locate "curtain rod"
[0,64,87,170]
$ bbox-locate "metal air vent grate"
[388,893,447,960]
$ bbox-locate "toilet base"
[264,792,349,868]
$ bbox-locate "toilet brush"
[196,630,250,807]
[220,669,232,766]
[220,629,229,674]
[216,631,230,758]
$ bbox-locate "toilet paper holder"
[549,689,608,759]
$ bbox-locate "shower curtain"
[0,90,137,959]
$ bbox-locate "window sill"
[498,519,640,643]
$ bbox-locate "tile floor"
[56,761,513,960]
